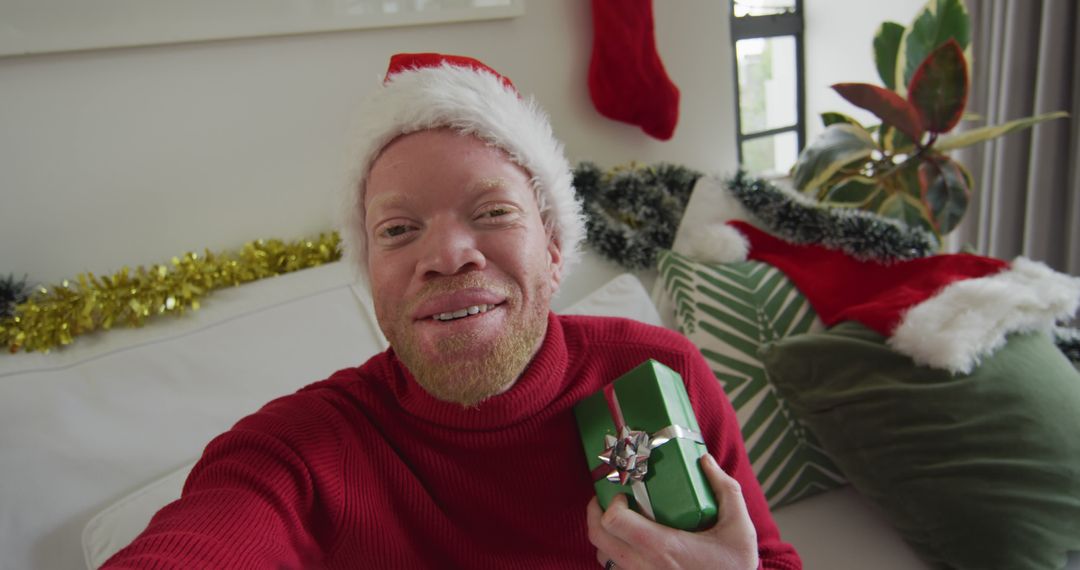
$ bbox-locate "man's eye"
[381,225,412,238]
[483,208,510,218]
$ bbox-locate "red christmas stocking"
[588,0,680,140]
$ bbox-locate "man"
[103,53,800,569]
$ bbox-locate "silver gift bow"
[596,425,704,521]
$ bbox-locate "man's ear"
[547,234,564,292]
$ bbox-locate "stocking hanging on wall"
[588,0,680,140]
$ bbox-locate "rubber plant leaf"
[934,111,1071,152]
[874,21,906,90]
[882,155,925,201]
[792,123,877,193]
[821,112,865,128]
[822,175,884,208]
[879,124,917,154]
[919,155,970,234]
[832,82,925,143]
[896,0,971,96]
[878,192,934,235]
[908,39,968,134]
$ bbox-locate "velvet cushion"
[761,321,1080,570]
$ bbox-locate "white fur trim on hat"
[341,60,586,281]
[888,257,1080,374]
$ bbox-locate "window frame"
[729,0,807,173]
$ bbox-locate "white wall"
[0,1,737,285]
[804,0,928,142]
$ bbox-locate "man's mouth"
[431,303,499,322]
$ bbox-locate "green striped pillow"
[657,250,846,508]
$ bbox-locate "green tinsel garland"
[1055,326,1080,365]
[573,162,702,270]
[725,171,939,262]
[571,164,937,271]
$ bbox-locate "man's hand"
[585,453,759,569]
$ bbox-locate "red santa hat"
[342,53,585,278]
[710,221,1080,374]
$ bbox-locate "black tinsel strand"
[573,162,702,270]
[725,171,939,262]
[0,274,31,318]
[1054,326,1080,365]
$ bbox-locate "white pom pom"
[683,224,749,264]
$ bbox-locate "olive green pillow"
[761,321,1080,570]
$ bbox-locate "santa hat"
[696,220,1080,374]
[342,53,585,278]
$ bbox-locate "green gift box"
[574,359,718,530]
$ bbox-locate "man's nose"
[415,219,486,278]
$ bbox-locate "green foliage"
[907,39,968,133]
[874,22,905,90]
[934,111,1070,152]
[821,112,863,128]
[919,155,970,234]
[897,0,971,94]
[791,124,876,191]
[792,0,1068,242]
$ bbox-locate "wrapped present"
[574,359,717,530]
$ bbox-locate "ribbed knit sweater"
[103,314,801,569]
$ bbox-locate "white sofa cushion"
[0,261,386,570]
[80,271,662,569]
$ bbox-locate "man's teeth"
[433,304,496,321]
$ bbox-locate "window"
[730,0,805,176]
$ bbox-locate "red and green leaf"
[832,82,925,143]
[919,155,970,234]
[907,39,968,133]
[896,0,971,94]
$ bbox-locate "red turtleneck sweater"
[102,314,801,569]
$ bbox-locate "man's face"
[364,129,563,406]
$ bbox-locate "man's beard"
[376,273,550,407]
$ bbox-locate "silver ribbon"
[596,425,705,521]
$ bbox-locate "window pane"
[742,131,799,176]
[736,36,798,134]
[733,0,796,17]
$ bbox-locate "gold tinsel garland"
[0,232,341,354]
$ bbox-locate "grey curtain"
[953,0,1079,276]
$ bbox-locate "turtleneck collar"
[385,312,571,431]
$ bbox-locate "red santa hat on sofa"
[342,53,586,278]
[700,220,1080,374]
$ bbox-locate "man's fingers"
[598,492,671,550]
[594,548,612,568]
[586,496,604,533]
[587,495,637,568]
[700,453,753,528]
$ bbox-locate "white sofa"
[1,247,953,570]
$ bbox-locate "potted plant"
[791,0,1067,242]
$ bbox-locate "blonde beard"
[376,273,551,407]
